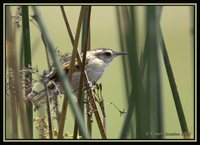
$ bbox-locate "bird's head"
[90,48,127,64]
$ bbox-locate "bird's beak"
[114,51,127,56]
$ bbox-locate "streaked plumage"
[25,48,127,104]
[47,48,127,92]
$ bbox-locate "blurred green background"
[7,5,194,139]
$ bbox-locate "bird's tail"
[24,89,46,105]
[24,83,58,105]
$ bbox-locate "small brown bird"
[25,48,127,103]
[47,48,127,91]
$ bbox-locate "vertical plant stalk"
[157,9,189,139]
[60,6,85,139]
[71,6,86,139]
[32,6,90,139]
[6,6,30,139]
[69,12,107,139]
[73,6,91,139]
[134,7,150,139]
[116,7,130,99]
[129,6,137,138]
[60,6,106,139]
[81,8,91,52]
[86,102,92,138]
[57,6,85,139]
[9,75,19,139]
[43,81,53,139]
[22,6,33,138]
[81,6,92,136]
[117,6,140,139]
[116,9,132,138]
[57,6,75,138]
[87,27,91,51]
[85,9,93,137]
[99,92,107,135]
[81,63,107,139]
[60,6,75,46]
[19,34,24,70]
[144,6,163,139]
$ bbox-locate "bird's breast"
[71,58,109,91]
[86,58,108,81]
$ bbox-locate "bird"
[25,48,127,104]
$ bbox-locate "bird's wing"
[48,59,80,82]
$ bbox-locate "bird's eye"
[104,52,112,56]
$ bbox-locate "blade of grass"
[86,27,91,51]
[7,15,19,137]
[116,6,133,138]
[117,6,141,139]
[58,6,85,139]
[143,6,163,139]
[22,6,33,138]
[73,6,91,139]
[60,6,75,46]
[74,25,107,139]
[83,6,92,132]
[8,70,19,138]
[6,6,30,139]
[157,7,189,139]
[116,7,131,108]
[19,33,24,70]
[58,6,76,138]
[43,81,53,139]
[32,6,90,139]
[60,6,106,139]
[129,6,137,138]
[156,6,164,138]
[69,20,107,140]
[81,6,91,51]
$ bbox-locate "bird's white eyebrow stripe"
[95,49,112,54]
[96,50,103,53]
